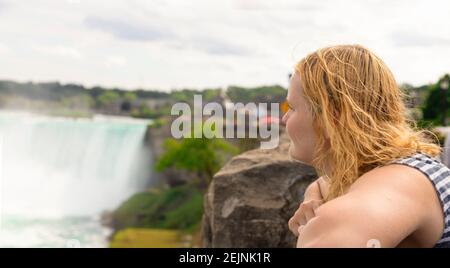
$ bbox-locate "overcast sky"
[0,0,449,91]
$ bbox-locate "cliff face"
[201,140,317,248]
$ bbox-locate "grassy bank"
[110,184,204,247]
[110,228,193,248]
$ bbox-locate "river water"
[0,111,152,247]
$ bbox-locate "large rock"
[201,140,317,248]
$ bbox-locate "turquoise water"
[0,111,152,247]
[0,215,111,248]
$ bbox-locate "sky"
[0,0,449,91]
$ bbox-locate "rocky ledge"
[201,140,318,248]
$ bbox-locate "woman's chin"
[289,144,310,164]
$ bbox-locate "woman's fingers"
[297,225,305,235]
[302,204,315,222]
[298,210,308,226]
[310,199,323,213]
[288,217,300,236]
[296,225,306,247]
[288,199,323,236]
[288,211,303,236]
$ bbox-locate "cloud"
[391,31,450,48]
[188,35,252,56]
[0,42,8,54]
[0,0,7,13]
[84,15,250,56]
[105,56,126,68]
[0,0,449,90]
[84,16,173,42]
[233,0,321,12]
[32,45,83,60]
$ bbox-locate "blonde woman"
[284,44,450,248]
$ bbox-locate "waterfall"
[0,111,152,218]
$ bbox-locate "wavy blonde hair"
[295,44,442,202]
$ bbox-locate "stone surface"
[201,140,317,248]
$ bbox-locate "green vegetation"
[130,104,171,119]
[170,88,221,103]
[110,228,188,248]
[148,118,168,129]
[109,126,239,247]
[0,80,172,118]
[0,80,289,122]
[418,74,450,127]
[97,91,120,108]
[112,184,204,233]
[155,135,239,187]
[226,85,286,103]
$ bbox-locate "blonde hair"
[295,44,442,201]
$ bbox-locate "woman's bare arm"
[297,165,437,248]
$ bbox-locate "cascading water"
[0,111,152,247]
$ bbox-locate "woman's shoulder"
[348,162,445,246]
[350,163,438,206]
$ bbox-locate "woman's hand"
[288,176,328,236]
[288,199,323,236]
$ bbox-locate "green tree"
[98,91,120,107]
[421,74,450,126]
[123,92,137,102]
[226,85,287,104]
[202,88,221,102]
[155,132,238,188]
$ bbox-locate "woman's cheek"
[286,113,299,143]
[285,113,293,139]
